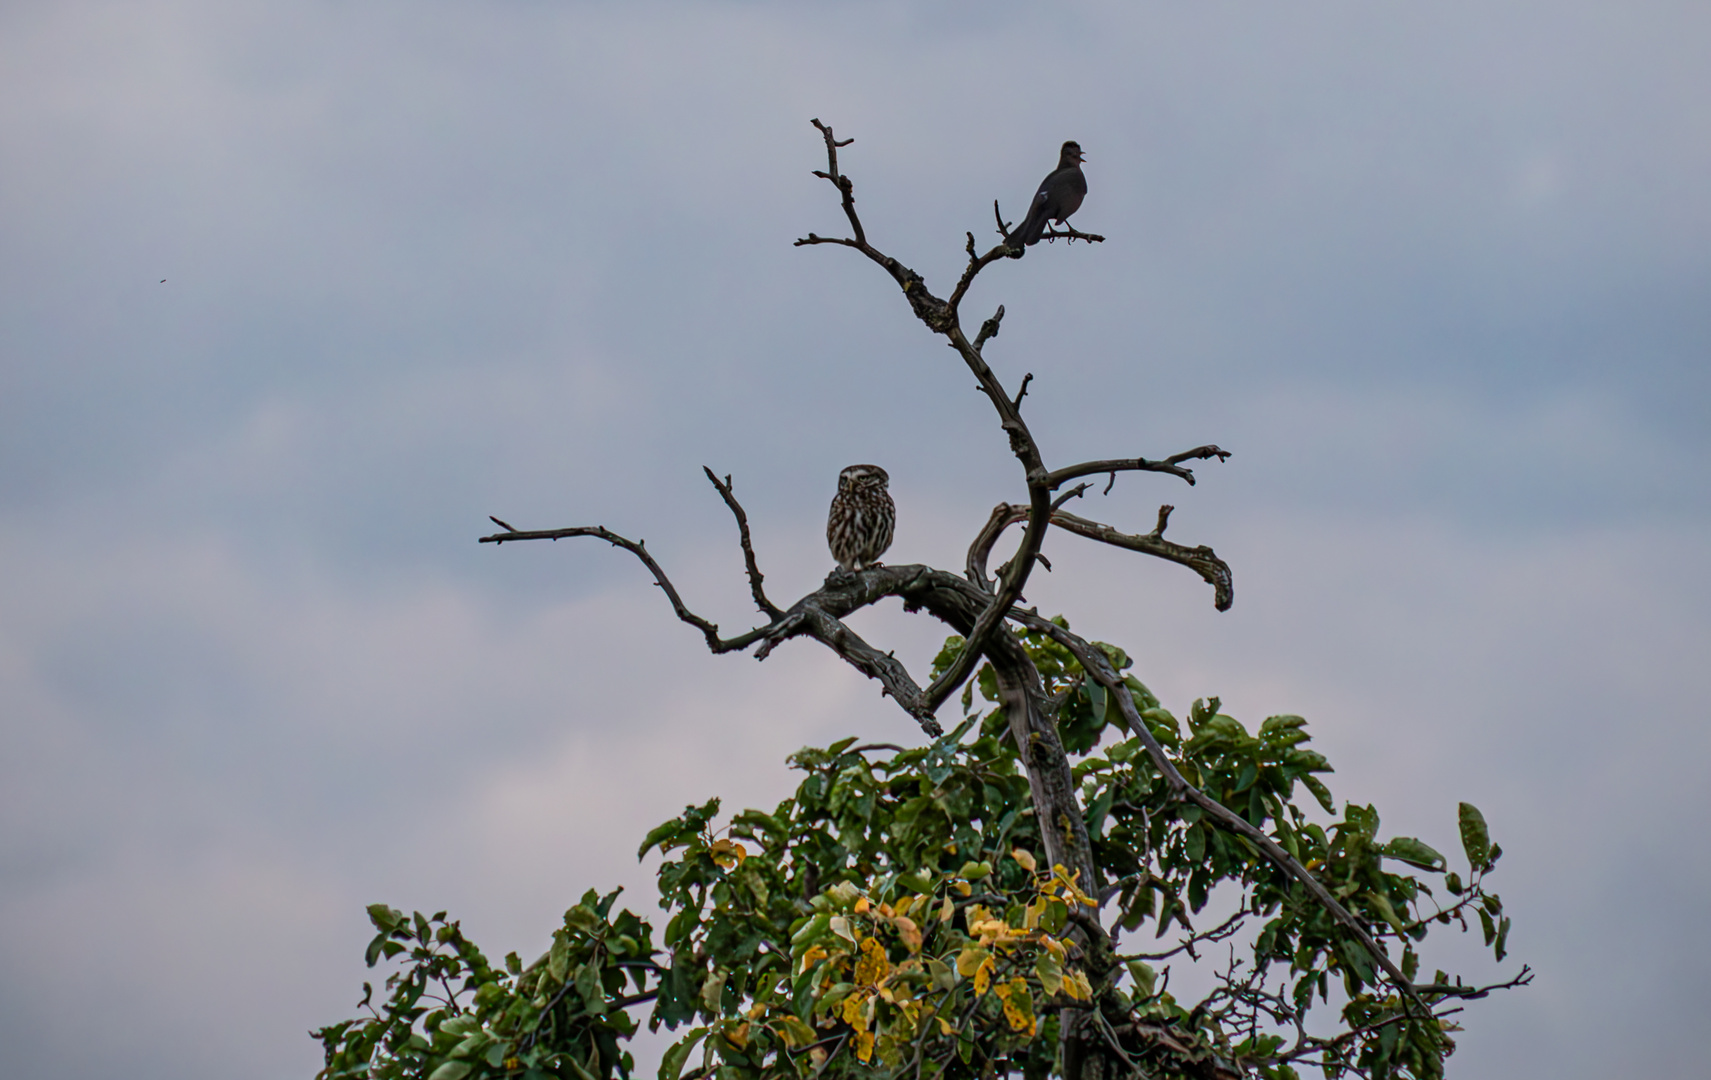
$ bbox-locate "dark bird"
[1012,140,1087,247]
[827,464,895,573]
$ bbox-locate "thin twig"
[702,467,784,620]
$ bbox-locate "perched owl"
[827,464,895,573]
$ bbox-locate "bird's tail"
[1013,195,1050,247]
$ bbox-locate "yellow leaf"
[996,977,1035,1034]
[709,838,747,868]
[1011,848,1037,872]
[854,937,890,987]
[853,897,871,915]
[854,1031,875,1063]
[937,1017,954,1036]
[955,946,990,978]
[841,992,867,1031]
[809,1047,827,1069]
[798,944,827,973]
[939,895,955,923]
[1040,936,1066,960]
[973,956,995,996]
[1052,864,1098,907]
[953,880,972,897]
[1063,968,1092,1002]
[892,916,923,954]
[829,916,855,943]
[722,1021,751,1051]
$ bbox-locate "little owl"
[827,464,894,572]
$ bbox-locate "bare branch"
[701,467,784,620]
[1119,910,1247,963]
[1053,507,1233,611]
[1414,965,1534,1002]
[968,502,1233,611]
[1046,444,1231,490]
[808,118,864,247]
[477,524,773,654]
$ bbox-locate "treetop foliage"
[314,625,1521,1080]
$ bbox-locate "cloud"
[2,1,1707,1077]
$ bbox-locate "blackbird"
[1013,141,1087,247]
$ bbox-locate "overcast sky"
[2,1,1708,1077]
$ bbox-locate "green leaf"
[578,961,606,1015]
[564,905,602,935]
[1125,960,1156,998]
[1035,953,1064,996]
[1495,916,1512,962]
[1301,775,1336,814]
[1086,681,1107,727]
[366,904,403,932]
[364,933,389,968]
[548,932,571,985]
[1383,837,1446,871]
[427,1062,473,1080]
[1363,890,1407,935]
[1458,802,1491,871]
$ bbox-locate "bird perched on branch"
[827,464,895,573]
[1012,140,1087,247]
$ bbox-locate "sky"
[1,1,1708,1076]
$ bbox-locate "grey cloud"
[2,1,1707,1077]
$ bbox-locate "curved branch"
[1045,444,1231,491]
[967,503,1233,611]
[477,522,774,654]
[701,467,784,620]
[1003,608,1426,1014]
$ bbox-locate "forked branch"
[968,501,1234,611]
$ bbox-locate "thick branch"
[478,522,775,654]
[794,121,1067,716]
[701,467,784,620]
[1045,444,1231,491]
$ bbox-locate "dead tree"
[480,120,1429,1077]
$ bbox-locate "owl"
[827,464,895,573]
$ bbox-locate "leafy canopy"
[315,623,1515,1080]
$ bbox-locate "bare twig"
[1012,372,1034,409]
[701,467,784,620]
[1119,910,1247,963]
[972,305,1005,353]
